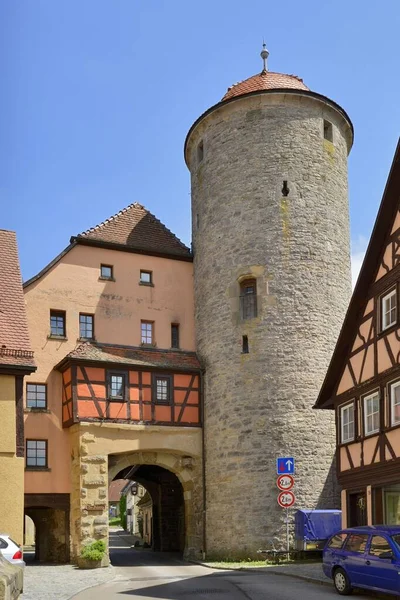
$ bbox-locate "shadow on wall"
[317,458,340,509]
[113,463,185,554]
[24,507,69,563]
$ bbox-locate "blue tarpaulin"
[295,509,342,542]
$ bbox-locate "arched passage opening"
[113,463,185,553]
[24,506,69,563]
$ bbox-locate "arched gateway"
[69,423,202,564]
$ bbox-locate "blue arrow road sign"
[277,457,295,475]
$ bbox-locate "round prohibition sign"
[276,474,294,491]
[277,491,296,508]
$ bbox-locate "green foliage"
[109,517,121,526]
[81,540,106,561]
[137,514,143,537]
[119,494,127,530]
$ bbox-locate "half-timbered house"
[315,141,400,528]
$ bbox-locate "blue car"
[323,526,400,596]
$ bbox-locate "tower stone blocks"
[185,83,353,556]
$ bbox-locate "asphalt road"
[72,531,375,600]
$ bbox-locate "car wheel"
[333,568,352,596]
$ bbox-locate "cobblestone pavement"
[22,563,115,600]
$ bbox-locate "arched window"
[240,278,257,320]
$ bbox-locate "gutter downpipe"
[200,368,206,560]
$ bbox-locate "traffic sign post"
[276,474,294,491]
[277,491,296,508]
[276,457,295,474]
[276,460,296,559]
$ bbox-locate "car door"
[341,533,370,586]
[362,534,400,594]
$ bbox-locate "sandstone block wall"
[186,91,353,557]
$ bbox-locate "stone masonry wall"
[187,92,353,557]
[70,429,109,565]
[70,423,204,562]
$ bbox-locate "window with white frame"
[341,403,355,443]
[390,380,400,426]
[364,392,380,435]
[381,289,397,331]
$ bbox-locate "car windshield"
[391,534,400,551]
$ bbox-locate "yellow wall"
[0,376,16,453]
[0,375,24,545]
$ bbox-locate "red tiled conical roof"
[222,70,309,101]
[74,203,191,258]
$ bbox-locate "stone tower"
[184,47,353,557]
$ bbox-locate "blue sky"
[1,1,399,282]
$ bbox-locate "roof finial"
[260,41,269,73]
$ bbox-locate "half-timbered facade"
[22,204,203,563]
[316,141,400,528]
[58,344,201,427]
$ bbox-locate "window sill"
[107,398,126,402]
[364,430,380,438]
[139,281,154,287]
[77,337,95,342]
[378,323,398,337]
[99,276,115,282]
[140,343,157,348]
[47,335,68,341]
[25,467,51,472]
[24,408,50,413]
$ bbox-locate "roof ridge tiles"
[74,202,191,258]
[79,203,137,236]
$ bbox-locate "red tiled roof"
[56,342,201,372]
[222,71,309,101]
[0,230,35,369]
[108,479,129,502]
[73,203,191,258]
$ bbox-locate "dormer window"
[240,279,257,320]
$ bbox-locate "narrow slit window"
[171,324,180,349]
[240,279,257,320]
[242,335,249,354]
[323,120,333,142]
[197,140,204,163]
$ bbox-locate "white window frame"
[390,380,400,426]
[363,391,380,436]
[340,402,355,444]
[381,289,397,331]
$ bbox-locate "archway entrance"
[114,464,185,553]
[24,507,69,563]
